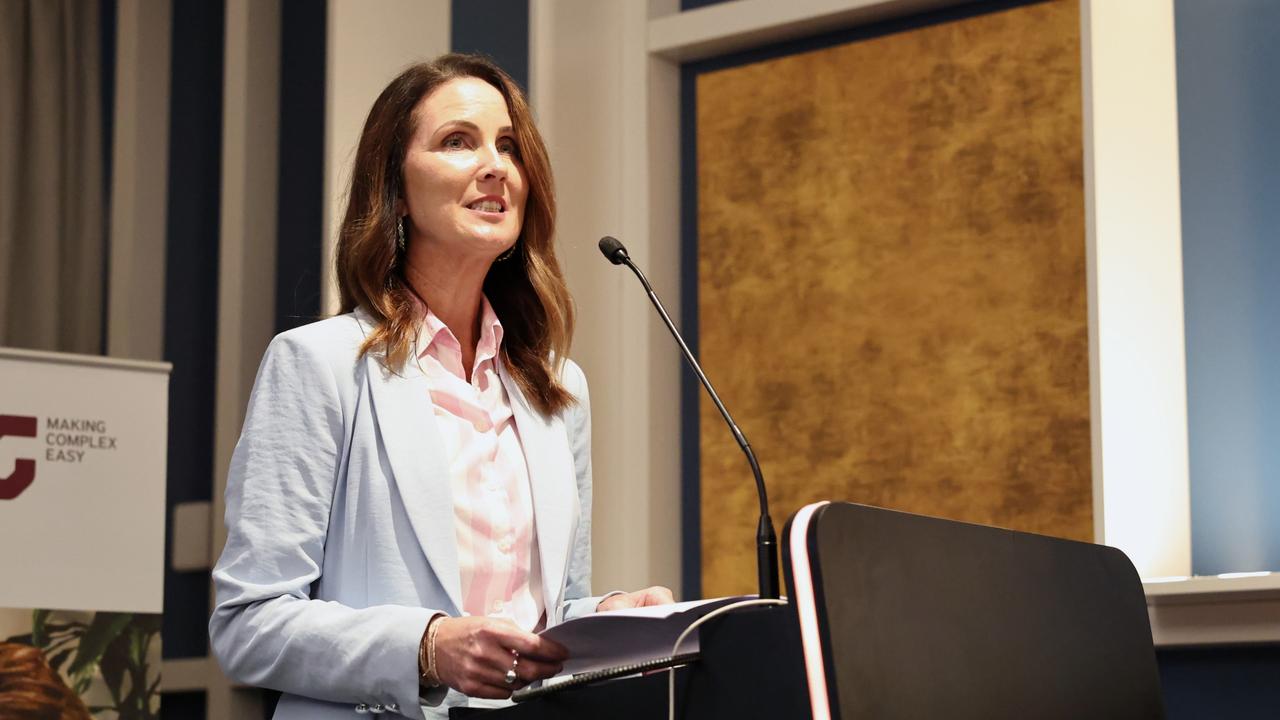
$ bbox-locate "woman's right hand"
[430,616,569,699]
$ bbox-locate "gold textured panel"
[697,0,1088,596]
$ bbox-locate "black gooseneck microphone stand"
[598,236,779,600]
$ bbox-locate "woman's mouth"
[466,199,505,214]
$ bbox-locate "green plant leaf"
[47,647,73,673]
[68,612,133,678]
[32,608,51,647]
[120,673,160,720]
[98,639,127,706]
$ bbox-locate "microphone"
[598,236,780,600]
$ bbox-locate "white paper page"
[587,596,732,620]
[541,596,752,676]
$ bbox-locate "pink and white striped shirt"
[417,297,545,632]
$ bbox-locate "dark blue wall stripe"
[450,0,529,91]
[1157,645,1280,720]
[99,0,115,204]
[160,690,207,720]
[99,0,116,356]
[678,64,701,601]
[162,0,223,666]
[276,0,327,333]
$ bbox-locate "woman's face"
[401,77,527,262]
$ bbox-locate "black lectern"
[453,502,1164,719]
[783,502,1164,719]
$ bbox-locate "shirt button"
[354,705,369,714]
[491,600,505,614]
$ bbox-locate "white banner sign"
[0,348,170,613]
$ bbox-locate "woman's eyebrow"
[434,120,515,135]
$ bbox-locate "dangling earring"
[396,216,406,252]
[494,243,517,263]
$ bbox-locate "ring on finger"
[504,651,519,685]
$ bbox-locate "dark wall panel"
[276,0,326,333]
[160,690,207,720]
[1158,645,1280,719]
[162,0,223,661]
[451,0,529,91]
[100,0,116,355]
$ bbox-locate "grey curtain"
[0,0,105,354]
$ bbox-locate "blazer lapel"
[363,351,464,614]
[499,362,575,616]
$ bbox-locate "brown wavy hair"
[336,53,575,415]
[0,642,92,719]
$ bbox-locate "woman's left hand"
[596,586,676,612]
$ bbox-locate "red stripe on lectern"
[790,501,831,720]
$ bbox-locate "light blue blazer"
[209,309,602,719]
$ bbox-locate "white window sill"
[1144,574,1280,647]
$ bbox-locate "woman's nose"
[478,144,509,181]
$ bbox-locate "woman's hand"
[431,616,568,699]
[596,586,676,612]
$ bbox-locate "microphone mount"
[598,236,780,600]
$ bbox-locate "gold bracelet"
[424,620,440,686]
[424,616,443,687]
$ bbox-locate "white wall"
[322,0,452,314]
[531,0,685,597]
[1081,0,1191,577]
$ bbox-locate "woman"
[209,54,672,719]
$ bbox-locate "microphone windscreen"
[598,236,628,264]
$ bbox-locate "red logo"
[0,414,37,500]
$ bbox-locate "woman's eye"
[497,138,519,156]
[442,134,468,149]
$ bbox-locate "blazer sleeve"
[556,360,607,622]
[208,332,435,716]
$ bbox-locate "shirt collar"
[475,295,504,364]
[416,294,505,367]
